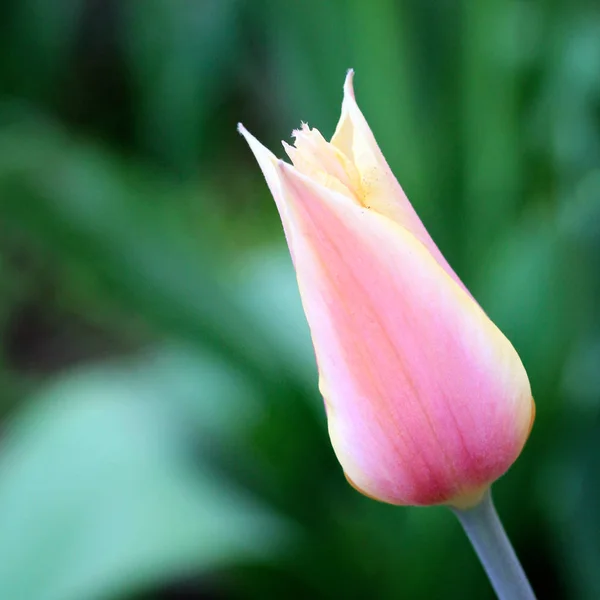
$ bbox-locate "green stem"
[451,489,536,599]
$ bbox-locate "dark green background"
[1,1,599,599]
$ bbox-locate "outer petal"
[276,164,533,507]
[331,71,472,299]
[238,124,298,264]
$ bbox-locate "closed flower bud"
[239,71,534,508]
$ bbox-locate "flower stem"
[451,489,536,599]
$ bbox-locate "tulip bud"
[239,70,534,508]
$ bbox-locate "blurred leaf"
[531,11,600,175]
[475,210,585,398]
[236,249,316,386]
[123,0,241,169]
[0,352,288,600]
[0,120,290,388]
[97,343,266,442]
[571,419,600,600]
[260,0,351,132]
[330,503,490,599]
[345,0,426,200]
[560,168,600,255]
[462,0,523,260]
[562,331,600,410]
[0,0,85,100]
[543,415,600,600]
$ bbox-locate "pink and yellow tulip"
[239,71,535,508]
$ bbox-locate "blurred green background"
[0,1,599,599]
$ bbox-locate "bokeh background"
[1,1,599,598]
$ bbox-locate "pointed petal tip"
[238,122,258,147]
[344,69,356,99]
[281,139,295,156]
[277,159,306,191]
[237,122,257,148]
[237,122,284,185]
[277,158,294,174]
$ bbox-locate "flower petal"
[277,163,533,506]
[238,123,298,263]
[331,70,473,299]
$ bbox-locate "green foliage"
[0,0,599,598]
[0,351,288,600]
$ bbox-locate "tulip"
[238,70,534,509]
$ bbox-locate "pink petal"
[277,164,533,506]
[331,70,474,300]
